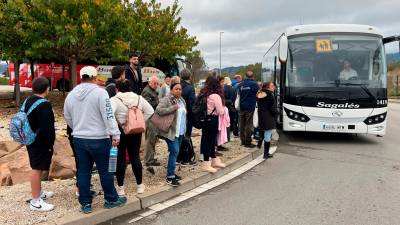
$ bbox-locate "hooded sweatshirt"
[111,91,154,124]
[64,83,120,140]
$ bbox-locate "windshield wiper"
[330,80,377,103]
[296,90,341,101]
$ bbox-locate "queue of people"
[13,55,277,213]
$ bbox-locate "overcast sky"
[163,0,400,69]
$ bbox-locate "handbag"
[150,111,175,133]
[253,106,258,128]
[234,92,240,111]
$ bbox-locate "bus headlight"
[284,108,310,122]
[364,112,387,125]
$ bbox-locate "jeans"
[239,111,254,145]
[200,115,218,161]
[263,130,273,142]
[165,135,184,178]
[116,127,142,186]
[73,138,119,205]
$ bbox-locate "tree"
[236,63,262,81]
[27,0,130,87]
[124,0,198,65]
[187,50,207,83]
[0,0,31,106]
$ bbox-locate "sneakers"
[174,174,182,181]
[40,190,54,200]
[136,184,145,194]
[80,204,93,214]
[30,198,54,212]
[104,196,127,209]
[116,186,125,196]
[166,177,180,187]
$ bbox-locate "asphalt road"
[108,103,400,225]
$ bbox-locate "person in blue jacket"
[237,71,259,148]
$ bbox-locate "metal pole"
[219,31,223,76]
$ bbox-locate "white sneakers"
[116,186,125,196]
[30,191,55,212]
[39,191,54,200]
[137,184,145,194]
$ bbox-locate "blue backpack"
[9,98,47,145]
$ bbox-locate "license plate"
[322,124,346,130]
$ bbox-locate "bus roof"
[285,24,382,37]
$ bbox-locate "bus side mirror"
[279,35,288,63]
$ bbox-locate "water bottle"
[108,147,118,173]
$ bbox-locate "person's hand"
[112,139,120,147]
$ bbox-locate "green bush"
[0,77,9,85]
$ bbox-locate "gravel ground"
[0,92,251,225]
[0,135,248,225]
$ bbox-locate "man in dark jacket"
[177,69,196,165]
[141,76,159,109]
[26,77,56,211]
[125,53,143,94]
[180,69,196,137]
[237,71,259,148]
[105,66,126,98]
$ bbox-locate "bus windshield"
[286,34,387,89]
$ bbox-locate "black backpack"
[177,137,196,164]
[192,94,208,129]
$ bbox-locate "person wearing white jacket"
[111,79,154,195]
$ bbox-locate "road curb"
[59,197,141,225]
[58,147,268,225]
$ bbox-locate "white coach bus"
[262,24,399,136]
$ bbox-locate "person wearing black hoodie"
[25,77,56,211]
[256,82,278,159]
[105,66,126,98]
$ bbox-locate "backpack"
[192,94,208,129]
[9,98,47,145]
[177,137,196,164]
[117,96,145,134]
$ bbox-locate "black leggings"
[116,128,143,186]
[201,115,219,161]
